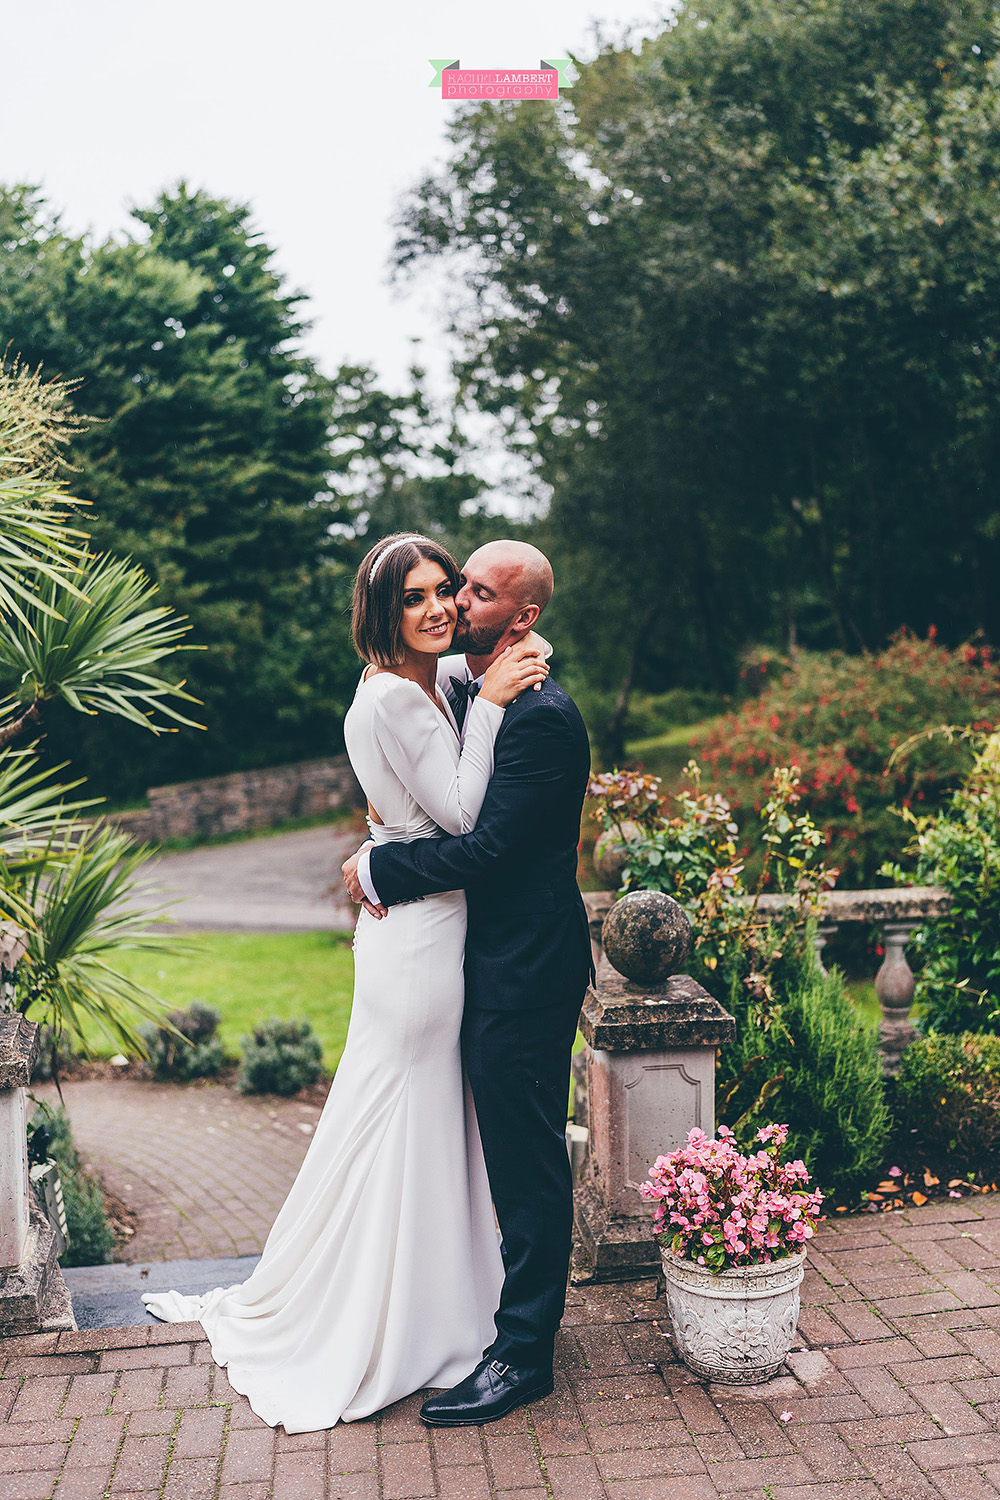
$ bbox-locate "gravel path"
[138,825,361,931]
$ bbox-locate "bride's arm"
[371,679,502,835]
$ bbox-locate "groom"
[342,539,593,1426]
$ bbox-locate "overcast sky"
[5,0,664,398]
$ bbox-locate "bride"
[142,532,548,1433]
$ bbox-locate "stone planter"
[660,1244,806,1383]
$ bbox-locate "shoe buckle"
[490,1359,510,1378]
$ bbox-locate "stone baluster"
[875,922,918,1010]
[875,922,919,1074]
[0,928,75,1334]
[813,924,837,976]
[573,891,735,1283]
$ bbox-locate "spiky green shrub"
[238,1017,324,1096]
[884,731,1000,1036]
[894,1033,1000,1178]
[0,551,200,734]
[15,825,187,1058]
[0,358,200,1051]
[717,924,890,1204]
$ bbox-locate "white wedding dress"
[142,670,506,1432]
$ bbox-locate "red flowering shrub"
[699,632,1000,886]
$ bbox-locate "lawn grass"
[845,978,881,1030]
[98,926,879,1085]
[104,931,356,1071]
[623,719,718,790]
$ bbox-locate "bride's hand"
[479,641,549,708]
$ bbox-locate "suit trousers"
[461,998,582,1369]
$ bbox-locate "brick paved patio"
[34,1081,323,1264]
[7,1195,1000,1497]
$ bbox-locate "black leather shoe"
[420,1356,554,1427]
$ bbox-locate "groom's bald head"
[454,540,554,664]
[465,540,553,615]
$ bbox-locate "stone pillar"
[573,892,735,1283]
[0,936,75,1334]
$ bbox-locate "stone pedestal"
[0,1013,74,1334]
[573,940,735,1283]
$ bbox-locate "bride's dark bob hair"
[352,533,461,667]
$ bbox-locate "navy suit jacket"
[367,675,593,1011]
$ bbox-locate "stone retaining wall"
[101,756,364,844]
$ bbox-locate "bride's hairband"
[368,535,425,585]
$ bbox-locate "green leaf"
[0,553,204,734]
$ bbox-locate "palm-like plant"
[16,827,183,1057]
[0,359,202,1057]
[0,551,202,745]
[0,746,95,928]
[0,746,92,863]
[0,476,87,627]
[0,362,89,631]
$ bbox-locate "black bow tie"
[449,675,479,729]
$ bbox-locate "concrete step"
[63,1254,260,1329]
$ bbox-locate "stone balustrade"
[583,884,951,1073]
[0,937,74,1335]
[755,886,950,1070]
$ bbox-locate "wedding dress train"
[142,672,506,1431]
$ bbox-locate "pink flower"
[888,1166,902,1178]
[641,1125,822,1273]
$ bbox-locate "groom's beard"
[453,613,517,657]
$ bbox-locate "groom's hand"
[341,849,387,920]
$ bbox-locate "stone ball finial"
[602,891,693,985]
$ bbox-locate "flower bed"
[699,633,1000,886]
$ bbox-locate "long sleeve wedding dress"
[142,671,506,1432]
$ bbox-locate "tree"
[0,183,514,796]
[0,184,357,799]
[326,360,503,555]
[393,0,1000,755]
